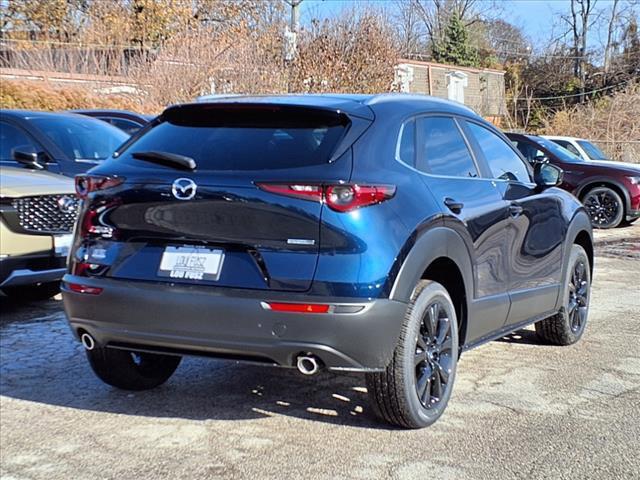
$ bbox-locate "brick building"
[395,59,506,125]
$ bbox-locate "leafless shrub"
[290,12,400,93]
[542,82,640,162]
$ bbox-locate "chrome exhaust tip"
[296,354,321,375]
[80,332,96,351]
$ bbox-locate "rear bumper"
[61,275,407,371]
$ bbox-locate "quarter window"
[397,119,416,167]
[466,122,530,183]
[417,116,478,178]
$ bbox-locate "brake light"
[264,302,330,313]
[257,183,395,212]
[75,175,124,199]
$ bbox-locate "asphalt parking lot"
[1,224,639,480]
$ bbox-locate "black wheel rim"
[568,260,589,333]
[584,191,620,227]
[415,301,454,409]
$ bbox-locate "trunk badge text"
[171,178,197,201]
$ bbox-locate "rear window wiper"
[131,151,196,171]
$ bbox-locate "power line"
[513,78,636,102]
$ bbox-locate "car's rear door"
[463,121,565,327]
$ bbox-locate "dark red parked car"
[507,133,640,228]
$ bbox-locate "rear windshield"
[119,105,348,170]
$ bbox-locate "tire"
[583,186,624,229]
[86,346,181,391]
[366,280,459,429]
[535,244,591,346]
[1,282,60,301]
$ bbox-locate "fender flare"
[389,226,474,308]
[555,209,593,310]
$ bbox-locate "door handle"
[444,197,464,214]
[509,203,524,217]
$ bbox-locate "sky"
[298,0,622,49]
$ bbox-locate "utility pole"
[283,0,302,62]
[283,0,303,92]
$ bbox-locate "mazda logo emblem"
[57,196,77,214]
[171,178,197,201]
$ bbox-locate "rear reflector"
[264,302,330,313]
[65,282,103,295]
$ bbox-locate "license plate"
[54,234,73,257]
[158,246,224,281]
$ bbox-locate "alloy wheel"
[415,301,454,408]
[584,190,621,228]
[567,259,589,333]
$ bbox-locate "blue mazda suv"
[62,94,593,428]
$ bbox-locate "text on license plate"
[158,246,224,281]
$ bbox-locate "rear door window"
[416,116,478,178]
[121,106,349,171]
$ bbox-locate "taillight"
[257,183,395,212]
[75,175,124,199]
[78,201,119,238]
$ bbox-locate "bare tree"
[564,0,598,102]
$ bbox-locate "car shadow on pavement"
[0,311,397,430]
[495,328,544,345]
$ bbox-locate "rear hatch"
[79,102,372,292]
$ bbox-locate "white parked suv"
[542,136,611,162]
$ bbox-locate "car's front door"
[464,121,565,327]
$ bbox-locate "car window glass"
[467,123,529,182]
[417,116,478,178]
[553,139,581,157]
[511,140,544,163]
[577,140,608,160]
[397,119,416,167]
[121,111,346,171]
[0,121,38,160]
[30,116,127,162]
[103,117,141,136]
[534,137,584,163]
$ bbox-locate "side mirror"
[12,145,46,170]
[534,162,563,188]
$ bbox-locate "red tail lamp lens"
[266,302,330,313]
[257,183,395,212]
[75,175,124,199]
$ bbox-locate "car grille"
[11,195,79,234]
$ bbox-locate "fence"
[593,141,640,163]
